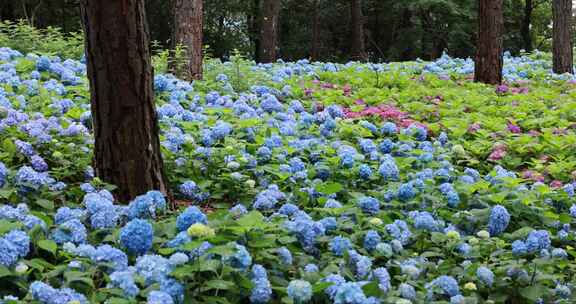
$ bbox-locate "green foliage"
[0,20,83,59]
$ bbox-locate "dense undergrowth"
[0,25,575,303]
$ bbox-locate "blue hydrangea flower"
[229,204,248,218]
[319,217,338,232]
[127,191,167,219]
[56,207,86,225]
[555,284,572,299]
[136,254,173,285]
[358,164,372,180]
[253,185,286,210]
[333,282,370,304]
[304,264,319,273]
[120,219,154,255]
[378,139,395,154]
[51,219,87,244]
[147,291,174,304]
[357,197,380,215]
[412,211,438,231]
[0,230,30,267]
[512,240,528,256]
[284,216,326,253]
[399,283,416,300]
[176,206,207,232]
[223,243,252,271]
[250,264,272,303]
[363,230,381,251]
[278,203,299,216]
[381,122,397,135]
[322,274,346,299]
[0,162,7,187]
[160,278,184,303]
[476,266,494,287]
[552,248,568,259]
[488,205,510,236]
[287,280,312,303]
[525,230,551,252]
[324,199,342,208]
[397,183,416,201]
[378,156,399,180]
[373,267,391,293]
[30,155,48,172]
[277,247,293,265]
[109,270,140,298]
[330,236,352,256]
[386,220,412,245]
[427,275,460,297]
[450,295,465,304]
[348,250,372,279]
[30,281,88,304]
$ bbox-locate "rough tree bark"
[552,0,573,74]
[474,0,504,85]
[172,0,203,80]
[248,0,261,62]
[311,0,320,61]
[350,0,367,61]
[521,0,533,52]
[259,0,281,63]
[80,0,170,203]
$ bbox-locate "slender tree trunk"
[474,0,504,85]
[521,0,533,52]
[350,0,367,61]
[80,0,170,203]
[399,8,414,61]
[311,0,320,61]
[553,0,573,74]
[172,0,203,80]
[259,0,281,63]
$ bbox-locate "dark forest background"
[0,0,563,62]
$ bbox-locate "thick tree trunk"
[259,0,280,63]
[350,0,367,61]
[80,0,170,203]
[521,0,533,52]
[172,0,203,80]
[474,0,504,85]
[311,0,320,61]
[248,0,261,62]
[553,0,573,74]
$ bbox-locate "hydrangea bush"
[0,46,574,303]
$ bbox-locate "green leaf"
[361,281,382,297]
[34,199,54,210]
[520,285,549,301]
[315,182,343,195]
[312,282,333,293]
[236,211,267,229]
[0,265,12,278]
[559,213,572,224]
[203,279,236,291]
[0,220,22,235]
[37,239,57,254]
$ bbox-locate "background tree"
[259,0,281,62]
[552,0,573,74]
[0,0,562,64]
[350,0,367,61]
[172,0,204,80]
[80,0,169,202]
[475,0,504,84]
